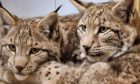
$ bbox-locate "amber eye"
[79,25,86,32]
[8,44,16,52]
[98,26,108,33]
[30,48,40,54]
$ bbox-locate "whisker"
[89,46,121,53]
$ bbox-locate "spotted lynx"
[70,0,137,62]
[37,61,133,84]
[0,4,64,83]
[71,0,140,83]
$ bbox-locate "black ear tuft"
[0,1,3,8]
[54,5,62,13]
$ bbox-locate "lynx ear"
[37,12,58,28]
[70,0,94,12]
[37,5,62,28]
[0,2,15,38]
[37,12,59,39]
[37,6,62,40]
[112,0,134,23]
[0,2,15,26]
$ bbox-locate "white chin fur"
[14,74,29,81]
[80,53,86,59]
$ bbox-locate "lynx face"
[0,6,61,80]
[71,0,137,62]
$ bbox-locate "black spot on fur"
[56,71,60,75]
[35,43,38,45]
[46,72,51,77]
[54,66,59,68]
[132,82,136,84]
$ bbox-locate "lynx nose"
[15,66,24,72]
[83,45,91,52]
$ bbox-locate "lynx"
[70,0,137,62]
[0,4,64,83]
[70,0,140,83]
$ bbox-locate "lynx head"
[70,0,137,63]
[0,4,61,80]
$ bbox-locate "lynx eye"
[30,48,41,54]
[8,44,16,52]
[79,25,86,32]
[98,26,108,33]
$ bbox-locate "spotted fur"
[34,61,135,84]
[71,0,140,83]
